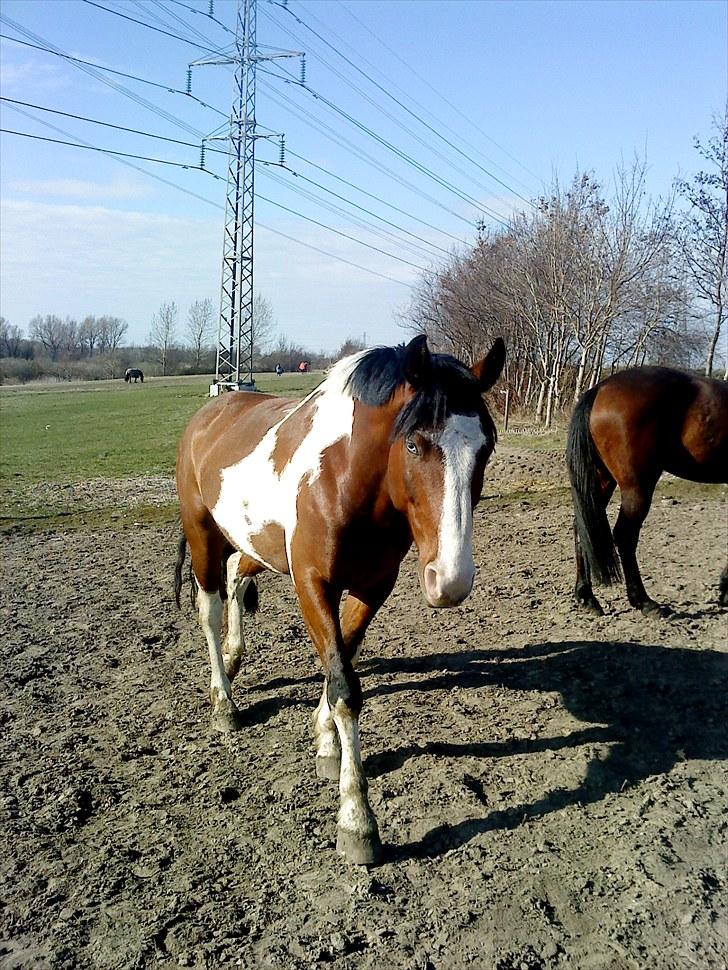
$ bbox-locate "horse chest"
[211,391,356,575]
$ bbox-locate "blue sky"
[0,0,725,352]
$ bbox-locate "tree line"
[404,116,727,426]
[0,294,365,383]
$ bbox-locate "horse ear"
[403,334,433,389]
[471,338,506,392]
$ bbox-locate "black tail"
[175,532,259,611]
[566,386,622,586]
[174,532,187,608]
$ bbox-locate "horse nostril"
[424,563,440,601]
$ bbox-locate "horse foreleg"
[719,562,728,607]
[613,480,665,615]
[298,575,381,866]
[197,587,242,732]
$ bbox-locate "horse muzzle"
[421,560,475,608]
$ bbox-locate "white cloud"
[6,175,152,201]
[0,198,417,352]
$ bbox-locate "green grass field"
[0,373,322,528]
[1,375,717,532]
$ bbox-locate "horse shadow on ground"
[358,640,728,862]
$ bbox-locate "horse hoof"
[316,754,341,781]
[576,594,604,615]
[336,826,383,867]
[211,706,243,733]
[640,600,671,618]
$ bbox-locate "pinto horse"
[567,366,728,616]
[124,368,144,383]
[175,335,505,864]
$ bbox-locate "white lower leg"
[198,588,235,717]
[313,683,341,776]
[332,701,378,844]
[223,554,248,681]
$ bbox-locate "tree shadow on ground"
[358,640,728,861]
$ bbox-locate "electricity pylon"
[190,0,302,393]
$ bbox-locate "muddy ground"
[1,447,726,970]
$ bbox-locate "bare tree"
[677,111,728,377]
[186,298,214,367]
[149,301,178,376]
[252,293,275,365]
[97,316,128,353]
[79,316,103,356]
[0,318,23,358]
[30,314,65,360]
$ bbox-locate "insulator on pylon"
[300,55,306,85]
[279,136,285,166]
[208,0,214,15]
[186,67,192,94]
[200,143,207,169]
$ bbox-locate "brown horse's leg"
[297,573,382,866]
[573,479,616,614]
[613,479,665,615]
[312,574,399,783]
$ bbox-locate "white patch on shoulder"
[434,412,487,590]
[211,353,366,582]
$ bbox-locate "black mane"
[344,344,496,441]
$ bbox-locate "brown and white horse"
[175,335,505,864]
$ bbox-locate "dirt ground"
[1,447,727,970]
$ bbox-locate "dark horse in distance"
[175,335,505,864]
[124,368,144,383]
[567,366,728,615]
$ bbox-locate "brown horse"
[175,335,505,864]
[567,366,728,616]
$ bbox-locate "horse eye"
[405,437,419,456]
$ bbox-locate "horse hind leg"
[197,586,243,732]
[312,684,341,781]
[719,562,728,607]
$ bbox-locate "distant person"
[275,363,283,376]
[298,360,309,374]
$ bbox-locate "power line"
[260,4,518,215]
[0,96,229,155]
[0,32,229,119]
[274,1,536,208]
[0,126,215,172]
[263,63,511,227]
[264,162,451,257]
[299,0,538,196]
[256,193,427,271]
[259,79,477,227]
[1,107,412,286]
[81,0,225,53]
[336,0,543,187]
[260,165,442,263]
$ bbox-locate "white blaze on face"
[424,412,486,606]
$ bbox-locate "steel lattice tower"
[191,0,302,394]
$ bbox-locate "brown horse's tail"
[566,386,622,586]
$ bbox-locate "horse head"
[386,335,505,607]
